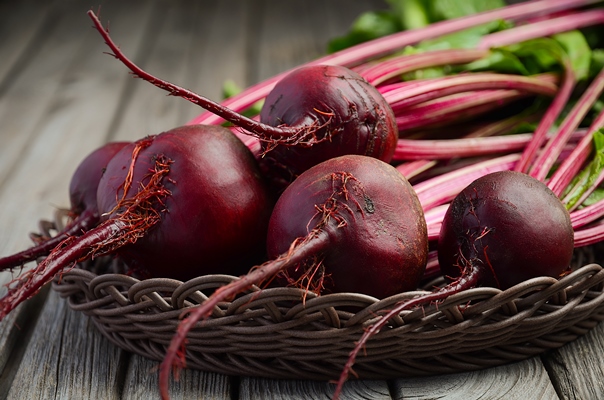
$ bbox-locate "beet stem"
[87,11,301,141]
[0,209,98,271]
[361,49,488,86]
[0,218,128,319]
[158,231,332,400]
[189,0,598,128]
[383,73,559,110]
[531,67,604,183]
[479,9,604,49]
[515,59,576,174]
[548,99,604,196]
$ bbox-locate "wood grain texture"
[6,290,125,399]
[0,0,155,287]
[392,358,559,400]
[122,354,232,400]
[239,377,391,400]
[542,322,604,400]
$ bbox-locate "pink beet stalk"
[190,0,601,128]
[531,68,604,183]
[413,153,520,210]
[383,73,558,110]
[548,105,604,196]
[361,49,488,86]
[479,9,604,49]
[571,184,604,228]
[394,133,543,160]
[515,58,576,173]
[395,90,529,131]
[574,219,604,246]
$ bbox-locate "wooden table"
[0,0,603,398]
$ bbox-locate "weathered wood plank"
[0,0,156,283]
[239,377,391,400]
[0,0,55,87]
[0,1,156,398]
[107,0,251,142]
[542,322,604,400]
[122,355,232,400]
[392,358,559,400]
[0,286,49,398]
[251,0,386,82]
[6,290,125,399]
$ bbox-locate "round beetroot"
[438,170,574,289]
[336,171,575,397]
[158,155,428,399]
[96,125,273,280]
[266,154,427,297]
[258,64,398,185]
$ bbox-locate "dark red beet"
[0,124,273,318]
[438,170,574,289]
[333,170,574,399]
[0,141,129,271]
[158,155,428,399]
[258,65,398,185]
[88,11,398,188]
[265,155,427,297]
[96,126,273,280]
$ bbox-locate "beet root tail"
[0,219,127,320]
[332,266,481,400]
[0,210,99,272]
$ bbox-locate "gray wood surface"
[0,1,601,399]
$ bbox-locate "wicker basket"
[41,210,604,380]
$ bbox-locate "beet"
[0,141,129,271]
[0,124,273,318]
[334,170,574,398]
[257,64,399,186]
[158,154,428,398]
[438,170,574,289]
[265,155,428,297]
[88,11,398,189]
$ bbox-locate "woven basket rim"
[40,210,604,380]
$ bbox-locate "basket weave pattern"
[43,211,604,380]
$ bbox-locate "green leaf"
[463,48,531,75]
[415,20,510,51]
[590,49,604,78]
[222,79,242,99]
[327,11,400,53]
[553,30,592,81]
[503,37,569,74]
[327,0,508,53]
[220,79,264,125]
[582,187,604,207]
[430,0,506,21]
[387,0,430,30]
